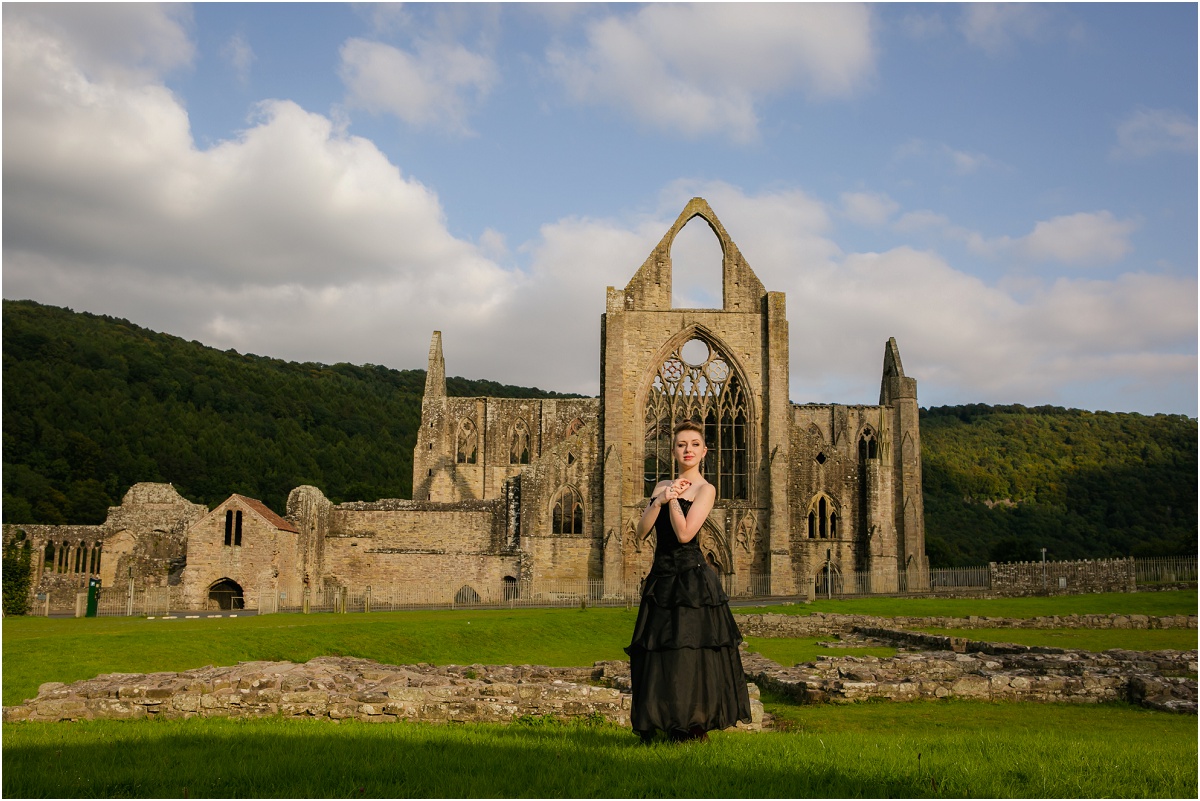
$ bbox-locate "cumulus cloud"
[840,191,900,227]
[2,2,194,82]
[508,182,1193,411]
[962,212,1139,266]
[2,7,513,373]
[548,3,875,142]
[2,5,1192,415]
[1112,108,1198,159]
[339,37,497,132]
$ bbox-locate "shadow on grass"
[3,718,930,799]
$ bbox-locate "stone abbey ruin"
[4,198,929,611]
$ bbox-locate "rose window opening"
[643,336,748,500]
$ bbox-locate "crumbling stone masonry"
[3,197,926,610]
[733,612,1199,639]
[1,656,764,730]
[745,645,1197,714]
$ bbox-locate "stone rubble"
[734,612,1198,639]
[745,640,1197,714]
[1,656,764,731]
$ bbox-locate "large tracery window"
[551,486,584,534]
[456,419,478,464]
[643,336,748,500]
[510,419,530,465]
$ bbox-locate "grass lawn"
[737,589,1197,618]
[3,699,1194,798]
[4,598,1198,797]
[916,627,1198,654]
[2,607,639,706]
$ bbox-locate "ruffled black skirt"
[624,543,752,735]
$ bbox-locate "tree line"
[4,299,1195,566]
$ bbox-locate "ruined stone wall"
[601,200,780,592]
[990,557,1136,596]
[179,498,302,610]
[734,612,1198,639]
[319,501,518,600]
[788,405,892,591]
[3,483,206,608]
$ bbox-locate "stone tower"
[599,197,796,594]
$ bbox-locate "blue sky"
[3,3,1196,415]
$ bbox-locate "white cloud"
[960,3,1049,55]
[910,209,1138,268]
[1017,211,1138,265]
[1112,108,1198,159]
[339,37,497,132]
[2,7,1192,416]
[548,3,875,142]
[2,2,194,82]
[505,183,1192,411]
[2,9,513,373]
[222,33,255,84]
[840,191,900,227]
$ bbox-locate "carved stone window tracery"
[807,493,839,539]
[510,419,530,465]
[643,336,748,500]
[456,419,478,464]
[551,486,584,535]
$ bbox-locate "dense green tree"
[921,405,1197,565]
[2,537,33,615]
[4,300,1196,567]
[3,299,579,519]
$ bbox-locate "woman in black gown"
[625,420,752,743]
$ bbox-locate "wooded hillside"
[4,299,1195,565]
[921,404,1195,565]
[2,300,577,523]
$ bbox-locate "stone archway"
[208,578,244,610]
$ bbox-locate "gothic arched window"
[808,494,840,540]
[551,486,584,535]
[456,419,478,464]
[510,419,530,465]
[858,428,878,460]
[643,336,748,500]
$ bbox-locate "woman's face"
[674,430,707,470]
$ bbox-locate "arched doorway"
[208,578,244,610]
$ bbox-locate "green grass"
[917,627,1198,654]
[737,589,1197,618]
[2,607,638,706]
[746,637,896,666]
[3,700,1195,798]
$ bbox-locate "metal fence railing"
[1135,555,1198,584]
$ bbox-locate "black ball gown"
[625,498,752,739]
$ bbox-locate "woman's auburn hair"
[672,419,705,440]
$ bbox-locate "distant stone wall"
[734,612,1198,639]
[990,557,1136,596]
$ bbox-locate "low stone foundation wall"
[745,646,1197,714]
[734,612,1198,639]
[2,656,764,731]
